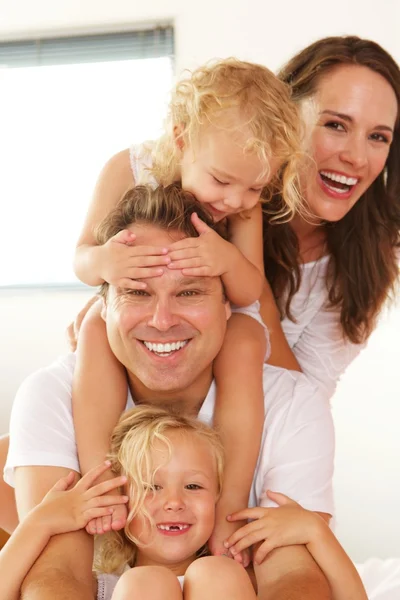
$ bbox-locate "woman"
[0,36,399,541]
[262,36,400,400]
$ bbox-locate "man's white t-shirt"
[4,354,334,514]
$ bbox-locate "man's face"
[103,224,231,397]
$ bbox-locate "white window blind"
[0,27,174,287]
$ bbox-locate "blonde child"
[72,58,303,558]
[0,406,368,600]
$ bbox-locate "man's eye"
[126,289,149,296]
[179,290,199,297]
[186,484,203,490]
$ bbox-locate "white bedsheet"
[356,558,400,599]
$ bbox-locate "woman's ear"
[173,124,185,151]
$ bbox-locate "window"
[0,28,174,287]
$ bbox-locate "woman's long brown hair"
[264,36,400,343]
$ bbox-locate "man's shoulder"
[262,364,331,426]
[17,353,76,399]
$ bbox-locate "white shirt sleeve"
[254,368,335,515]
[4,355,79,487]
[292,303,364,400]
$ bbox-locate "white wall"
[1,0,399,563]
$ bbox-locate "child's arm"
[74,149,134,286]
[225,491,368,600]
[0,463,128,600]
[208,313,266,566]
[168,206,264,306]
[73,301,128,534]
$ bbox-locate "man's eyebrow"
[321,110,394,132]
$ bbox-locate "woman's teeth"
[143,340,188,356]
[320,171,358,193]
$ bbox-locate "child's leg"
[0,435,18,533]
[111,566,183,600]
[209,313,266,562]
[184,556,257,599]
[73,300,127,534]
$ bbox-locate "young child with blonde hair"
[0,406,367,600]
[72,57,304,559]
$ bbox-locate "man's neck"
[126,369,213,418]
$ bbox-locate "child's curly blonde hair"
[94,405,224,575]
[147,57,304,221]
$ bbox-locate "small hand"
[99,229,171,288]
[168,213,235,277]
[224,491,322,565]
[208,515,251,568]
[34,462,129,537]
[86,502,128,535]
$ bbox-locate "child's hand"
[98,229,171,288]
[86,502,128,535]
[167,213,236,277]
[33,462,128,537]
[224,491,323,565]
[208,514,251,568]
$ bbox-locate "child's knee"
[185,555,245,582]
[113,566,181,598]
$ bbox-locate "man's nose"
[147,298,179,331]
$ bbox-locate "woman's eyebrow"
[321,109,394,132]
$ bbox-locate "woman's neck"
[290,214,327,264]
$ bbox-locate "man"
[3,185,334,599]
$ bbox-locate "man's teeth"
[157,524,190,531]
[320,171,358,186]
[143,340,188,354]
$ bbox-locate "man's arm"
[254,545,331,600]
[253,369,336,598]
[15,465,95,600]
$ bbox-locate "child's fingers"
[84,507,114,524]
[111,229,136,245]
[191,211,211,235]
[227,507,266,522]
[77,462,113,491]
[117,278,148,290]
[168,258,205,270]
[89,495,129,507]
[253,539,276,565]
[86,476,127,499]
[224,521,266,552]
[51,471,76,492]
[168,238,198,252]
[168,247,200,261]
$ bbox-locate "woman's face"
[301,64,398,223]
